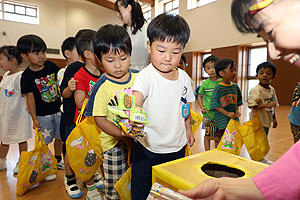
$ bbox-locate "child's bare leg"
[215,129,225,147]
[204,136,210,151]
[214,138,220,148]
[64,153,74,176]
[215,137,221,147]
[99,164,104,177]
[86,176,101,199]
[86,177,95,186]
[18,141,28,156]
[0,143,9,158]
[54,139,63,157]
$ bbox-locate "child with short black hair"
[85,24,137,200]
[248,61,278,135]
[248,61,278,164]
[131,13,195,200]
[57,37,79,86]
[73,30,103,123]
[210,58,243,146]
[72,29,105,200]
[198,55,221,150]
[0,46,32,174]
[59,35,83,199]
[18,34,63,181]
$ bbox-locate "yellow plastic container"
[152,149,268,191]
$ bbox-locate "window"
[142,5,151,23]
[247,47,268,98]
[1,0,39,25]
[187,0,218,10]
[164,0,179,15]
[0,3,2,19]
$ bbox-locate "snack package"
[108,90,149,138]
[107,106,129,119]
[118,90,135,110]
[146,182,191,200]
[130,107,150,124]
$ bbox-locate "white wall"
[179,0,264,52]
[65,1,120,38]
[0,0,119,59]
[0,0,66,59]
[0,0,263,58]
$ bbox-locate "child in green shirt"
[198,55,221,150]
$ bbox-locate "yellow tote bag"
[186,110,201,157]
[239,113,270,161]
[191,110,203,134]
[115,166,132,200]
[75,99,103,159]
[115,149,132,200]
[217,119,243,155]
[16,129,57,196]
[66,99,103,181]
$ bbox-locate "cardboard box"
[152,149,268,191]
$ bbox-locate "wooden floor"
[0,103,294,200]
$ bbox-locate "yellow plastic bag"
[75,99,103,159]
[66,99,103,181]
[239,113,270,161]
[217,119,243,155]
[115,166,132,200]
[115,149,132,200]
[186,110,202,157]
[191,110,203,134]
[16,129,57,196]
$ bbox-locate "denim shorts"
[37,112,61,144]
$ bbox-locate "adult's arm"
[253,141,300,200]
[179,178,264,200]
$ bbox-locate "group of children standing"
[198,55,278,164]
[0,11,281,200]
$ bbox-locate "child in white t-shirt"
[132,13,195,200]
[0,46,32,173]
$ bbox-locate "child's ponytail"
[0,46,22,65]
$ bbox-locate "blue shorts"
[37,112,62,144]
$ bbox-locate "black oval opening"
[201,163,245,178]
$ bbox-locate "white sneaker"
[44,173,56,181]
[13,160,19,174]
[0,158,6,171]
[259,158,273,165]
[86,189,102,200]
[57,160,65,170]
[64,176,82,199]
[94,172,104,189]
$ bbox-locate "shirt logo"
[35,73,60,103]
[219,94,238,107]
[5,89,14,97]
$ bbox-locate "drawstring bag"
[66,98,103,181]
[239,111,270,161]
[115,148,132,200]
[191,110,203,134]
[186,110,202,156]
[217,119,243,155]
[16,128,57,196]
